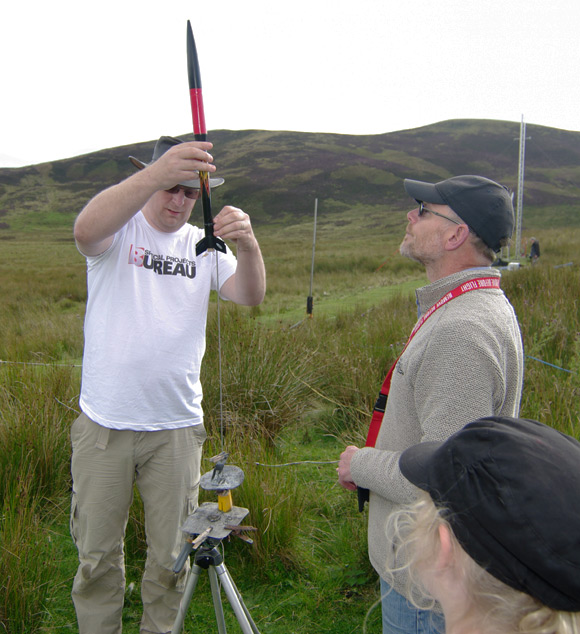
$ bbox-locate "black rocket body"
[187,20,226,256]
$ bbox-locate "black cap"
[129,136,224,189]
[404,175,514,252]
[399,417,580,611]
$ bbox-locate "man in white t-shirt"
[71,136,266,634]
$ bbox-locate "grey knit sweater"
[350,268,524,594]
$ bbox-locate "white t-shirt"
[79,212,237,431]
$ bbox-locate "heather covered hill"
[1,118,579,233]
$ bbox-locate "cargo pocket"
[70,413,83,449]
[190,422,207,447]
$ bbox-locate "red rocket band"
[187,20,226,256]
[190,88,206,139]
[187,20,206,139]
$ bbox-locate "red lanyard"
[364,277,500,447]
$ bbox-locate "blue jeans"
[380,579,445,634]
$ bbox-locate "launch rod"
[307,198,318,317]
[186,20,226,255]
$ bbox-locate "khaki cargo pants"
[70,412,206,634]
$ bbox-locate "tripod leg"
[208,566,228,634]
[171,564,203,634]
[215,562,261,634]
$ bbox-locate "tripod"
[171,537,260,634]
[171,493,261,634]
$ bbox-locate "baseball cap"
[399,416,580,611]
[404,175,514,252]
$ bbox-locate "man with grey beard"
[338,175,524,634]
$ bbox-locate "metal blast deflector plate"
[180,502,249,540]
[200,465,244,491]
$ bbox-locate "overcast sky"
[1,0,579,167]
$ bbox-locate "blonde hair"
[385,492,580,634]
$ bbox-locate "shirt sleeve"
[350,309,506,505]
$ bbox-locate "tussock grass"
[0,363,77,632]
[1,483,54,631]
[501,264,580,436]
[0,364,77,505]
[202,306,326,442]
[1,223,579,632]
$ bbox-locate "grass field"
[1,210,579,633]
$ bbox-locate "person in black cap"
[388,416,580,634]
[337,175,524,634]
[71,136,265,633]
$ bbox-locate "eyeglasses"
[418,201,463,226]
[165,185,200,200]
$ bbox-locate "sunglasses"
[418,201,463,226]
[165,185,200,200]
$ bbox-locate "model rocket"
[187,20,226,256]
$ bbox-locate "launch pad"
[171,464,260,634]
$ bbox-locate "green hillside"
[1,119,579,235]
